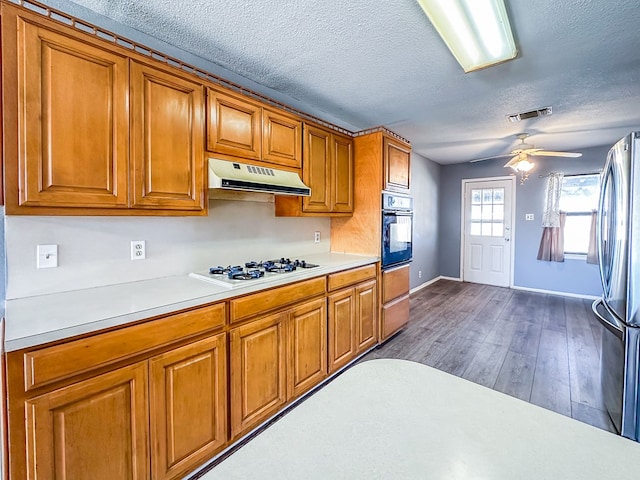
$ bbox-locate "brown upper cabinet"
[130,61,205,211]
[206,87,302,169]
[275,123,354,216]
[262,107,303,169]
[1,5,207,215]
[383,135,411,191]
[4,11,130,211]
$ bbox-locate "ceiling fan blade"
[503,155,521,168]
[469,153,514,163]
[531,150,582,158]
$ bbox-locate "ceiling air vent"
[506,106,552,123]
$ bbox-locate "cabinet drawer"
[382,264,410,303]
[381,294,410,340]
[327,264,377,292]
[22,303,226,391]
[230,277,326,323]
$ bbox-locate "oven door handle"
[383,210,413,215]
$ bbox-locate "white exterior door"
[462,178,514,287]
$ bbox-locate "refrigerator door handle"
[592,298,624,340]
[597,162,612,294]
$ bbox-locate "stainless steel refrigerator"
[592,131,640,440]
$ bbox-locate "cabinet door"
[150,333,227,480]
[383,136,411,191]
[207,87,262,160]
[263,108,302,168]
[328,288,356,373]
[355,279,378,354]
[130,62,205,211]
[302,124,332,212]
[332,133,354,213]
[14,16,129,208]
[288,298,327,399]
[230,313,287,439]
[25,362,149,480]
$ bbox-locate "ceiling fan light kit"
[416,0,518,73]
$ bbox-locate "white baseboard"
[440,276,462,282]
[409,276,599,301]
[409,275,462,294]
[511,285,600,301]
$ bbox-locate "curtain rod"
[538,170,602,178]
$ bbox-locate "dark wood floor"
[361,279,616,433]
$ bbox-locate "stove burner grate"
[206,258,319,282]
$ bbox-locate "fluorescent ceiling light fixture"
[416,0,517,72]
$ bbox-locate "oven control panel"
[383,191,413,211]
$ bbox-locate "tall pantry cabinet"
[331,128,412,341]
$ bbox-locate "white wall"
[4,199,330,299]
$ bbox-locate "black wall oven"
[381,191,413,270]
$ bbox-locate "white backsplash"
[4,200,330,299]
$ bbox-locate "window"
[469,187,505,237]
[559,174,600,254]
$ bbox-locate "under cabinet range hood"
[208,158,311,196]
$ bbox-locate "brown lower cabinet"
[5,264,379,480]
[230,297,327,440]
[6,304,228,480]
[19,332,228,480]
[25,362,150,480]
[149,334,228,480]
[230,311,287,439]
[380,264,411,341]
[328,266,378,373]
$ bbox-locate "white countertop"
[199,359,640,480]
[4,252,378,352]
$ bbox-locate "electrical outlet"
[526,213,535,221]
[314,231,321,243]
[37,244,58,268]
[131,240,146,260]
[418,270,422,279]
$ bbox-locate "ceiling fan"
[471,133,583,164]
[470,134,583,183]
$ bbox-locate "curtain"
[586,209,598,264]
[537,212,566,262]
[537,173,565,262]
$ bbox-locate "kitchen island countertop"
[4,252,378,352]
[199,359,640,480]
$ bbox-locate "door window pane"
[493,204,504,221]
[469,187,506,237]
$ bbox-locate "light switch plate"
[525,214,535,221]
[37,244,58,268]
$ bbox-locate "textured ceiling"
[63,0,640,164]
